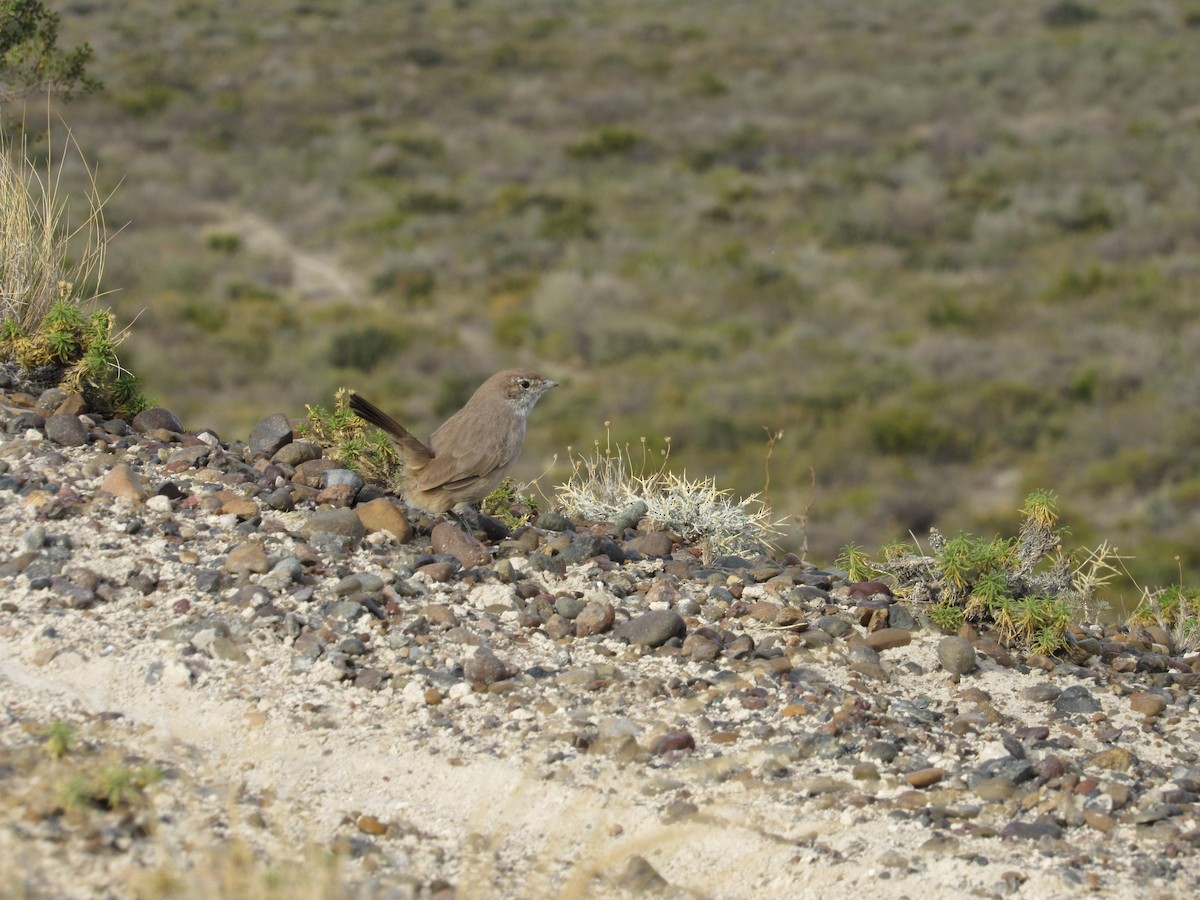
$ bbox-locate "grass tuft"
[557,422,783,558]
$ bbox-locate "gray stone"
[304,507,366,541]
[815,615,852,637]
[45,413,89,447]
[937,635,978,675]
[888,604,918,630]
[248,413,293,456]
[322,468,364,492]
[614,609,686,647]
[554,595,586,620]
[272,441,322,466]
[559,533,625,565]
[612,500,648,532]
[536,512,574,532]
[1024,683,1062,703]
[132,407,184,434]
[1055,684,1101,714]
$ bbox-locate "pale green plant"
[557,422,783,558]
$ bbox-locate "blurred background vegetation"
[29,0,1200,597]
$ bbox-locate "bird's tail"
[349,392,434,468]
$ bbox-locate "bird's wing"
[417,415,523,491]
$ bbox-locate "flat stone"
[216,489,259,518]
[905,767,946,788]
[864,628,912,651]
[97,463,148,502]
[1055,684,1101,714]
[132,407,184,434]
[1090,748,1136,772]
[1129,691,1167,718]
[355,497,414,543]
[1000,820,1063,841]
[304,507,366,541]
[224,542,270,576]
[272,441,322,466]
[614,609,686,647]
[431,521,490,568]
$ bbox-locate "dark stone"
[614,609,686,647]
[559,533,626,565]
[6,411,45,434]
[1054,684,1102,714]
[248,413,293,457]
[612,500,648,532]
[1000,820,1063,841]
[44,413,89,447]
[132,407,184,434]
[536,512,575,532]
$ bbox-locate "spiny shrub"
[837,490,1115,655]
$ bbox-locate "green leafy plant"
[0,0,102,102]
[1130,568,1200,652]
[301,387,400,486]
[42,720,72,760]
[481,478,541,529]
[838,491,1109,653]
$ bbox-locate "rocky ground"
[1,385,1199,899]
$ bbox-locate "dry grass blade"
[0,119,116,333]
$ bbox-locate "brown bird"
[349,368,558,515]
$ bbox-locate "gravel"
[2,388,1199,898]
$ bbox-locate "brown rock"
[624,530,674,558]
[682,633,722,662]
[97,463,148,502]
[463,646,512,685]
[356,815,388,836]
[272,441,322,466]
[293,458,337,488]
[1129,692,1166,718]
[905,767,946,788]
[418,603,459,628]
[431,521,491,568]
[53,393,87,417]
[864,628,912,651]
[649,729,695,756]
[1083,809,1117,833]
[416,561,456,582]
[216,489,259,518]
[356,497,414,543]
[574,600,615,637]
[315,483,357,507]
[744,602,782,623]
[776,607,807,628]
[132,407,184,434]
[224,542,270,576]
[1090,748,1136,772]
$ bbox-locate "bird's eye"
[519,379,531,389]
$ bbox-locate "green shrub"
[567,126,649,160]
[327,326,407,372]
